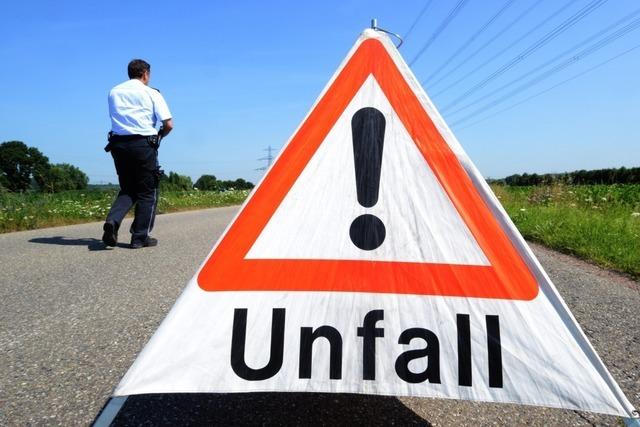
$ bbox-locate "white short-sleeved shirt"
[108,79,172,136]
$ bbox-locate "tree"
[497,166,640,186]
[218,180,235,190]
[194,175,254,191]
[233,178,254,190]
[41,163,89,193]
[160,171,193,191]
[0,141,50,192]
[194,174,219,191]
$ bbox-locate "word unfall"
[230,308,503,387]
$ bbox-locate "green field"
[0,189,249,233]
[493,184,640,278]
[1,184,639,278]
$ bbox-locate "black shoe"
[102,221,117,247]
[130,237,158,249]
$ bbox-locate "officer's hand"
[161,119,174,137]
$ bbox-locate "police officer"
[102,59,173,249]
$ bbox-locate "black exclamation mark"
[349,107,386,251]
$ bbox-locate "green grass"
[0,189,249,233]
[492,184,640,278]
[2,184,639,278]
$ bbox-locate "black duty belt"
[109,133,147,143]
[105,133,157,152]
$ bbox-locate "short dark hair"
[127,59,150,79]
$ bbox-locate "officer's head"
[128,59,151,85]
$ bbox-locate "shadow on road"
[112,393,430,426]
[28,236,129,250]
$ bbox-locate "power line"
[446,7,640,117]
[409,0,471,66]
[431,0,579,98]
[423,0,517,85]
[427,0,544,91]
[441,0,609,112]
[403,0,434,44]
[450,19,640,127]
[453,42,640,131]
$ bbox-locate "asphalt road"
[0,207,638,426]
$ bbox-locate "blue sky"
[0,0,638,184]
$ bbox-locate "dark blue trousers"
[106,138,159,244]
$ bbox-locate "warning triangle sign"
[197,35,537,300]
[111,30,637,421]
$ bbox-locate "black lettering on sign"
[486,315,503,388]
[457,314,472,387]
[299,326,343,380]
[228,308,503,388]
[357,309,384,380]
[230,308,285,381]
[395,328,441,384]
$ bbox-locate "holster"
[104,131,114,152]
[147,135,160,150]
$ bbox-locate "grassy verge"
[492,184,640,278]
[0,189,249,233]
[2,184,639,278]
